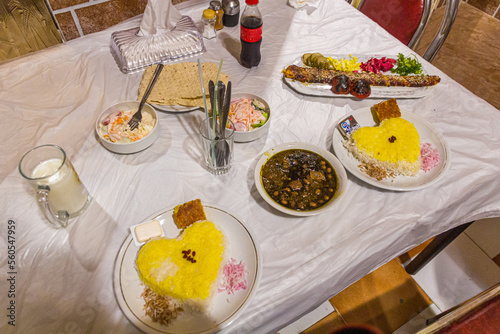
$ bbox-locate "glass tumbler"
[199,117,235,175]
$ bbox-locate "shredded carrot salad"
[228,98,267,132]
[99,110,155,143]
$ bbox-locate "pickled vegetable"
[303,52,333,70]
[360,57,396,73]
[327,54,361,72]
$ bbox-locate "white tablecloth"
[1,0,499,333]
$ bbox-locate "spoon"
[217,81,226,135]
[221,81,231,139]
[208,80,215,117]
[216,81,231,165]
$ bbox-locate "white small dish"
[129,220,165,247]
[254,142,348,216]
[96,101,159,154]
[228,94,271,143]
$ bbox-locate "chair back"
[358,0,432,48]
[355,0,460,62]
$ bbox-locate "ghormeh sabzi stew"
[261,149,338,211]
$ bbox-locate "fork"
[128,63,164,131]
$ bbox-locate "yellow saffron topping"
[136,221,225,300]
[353,117,420,164]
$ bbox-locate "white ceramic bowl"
[254,142,347,216]
[229,94,271,142]
[96,101,159,154]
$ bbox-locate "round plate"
[152,104,201,113]
[332,107,450,191]
[283,54,436,99]
[113,203,261,334]
[254,142,348,216]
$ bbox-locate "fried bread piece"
[173,199,207,229]
[371,98,401,123]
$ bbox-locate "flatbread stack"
[138,62,229,108]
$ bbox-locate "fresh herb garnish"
[390,53,423,76]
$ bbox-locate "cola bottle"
[239,0,262,68]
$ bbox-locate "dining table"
[1,0,500,333]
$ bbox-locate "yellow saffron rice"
[136,221,225,301]
[345,117,421,176]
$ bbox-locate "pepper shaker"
[222,0,240,27]
[209,1,224,31]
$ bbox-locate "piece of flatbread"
[138,62,229,108]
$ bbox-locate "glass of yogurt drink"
[19,145,90,228]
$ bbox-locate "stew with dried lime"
[261,149,338,211]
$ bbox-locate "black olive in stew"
[261,149,338,211]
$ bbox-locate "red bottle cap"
[246,0,258,4]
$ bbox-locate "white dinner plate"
[283,54,437,99]
[113,203,261,334]
[332,107,450,191]
[152,104,201,113]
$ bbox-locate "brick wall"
[51,0,499,42]
[50,0,191,41]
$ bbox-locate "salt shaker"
[222,0,240,27]
[202,9,217,39]
[209,1,224,31]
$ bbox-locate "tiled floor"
[415,2,500,110]
[280,219,500,334]
[279,3,500,333]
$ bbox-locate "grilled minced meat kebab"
[283,65,440,87]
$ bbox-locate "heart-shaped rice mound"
[136,221,225,303]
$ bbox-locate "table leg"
[404,221,474,275]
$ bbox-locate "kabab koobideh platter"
[283,53,441,99]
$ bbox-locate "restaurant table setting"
[1,0,500,333]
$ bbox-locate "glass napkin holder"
[110,16,206,74]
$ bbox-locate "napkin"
[138,0,183,36]
[288,0,322,9]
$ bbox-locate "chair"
[353,0,460,62]
[418,282,500,333]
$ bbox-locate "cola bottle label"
[241,25,262,43]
